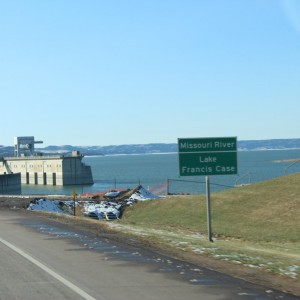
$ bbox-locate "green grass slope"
[122,173,300,243]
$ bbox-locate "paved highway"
[0,210,298,300]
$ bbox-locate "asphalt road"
[0,210,298,300]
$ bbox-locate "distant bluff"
[1,139,300,156]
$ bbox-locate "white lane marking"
[0,237,98,300]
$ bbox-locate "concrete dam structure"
[0,136,94,186]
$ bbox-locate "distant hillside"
[38,143,178,156]
[238,139,300,151]
[1,138,300,156]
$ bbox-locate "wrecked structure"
[28,185,160,220]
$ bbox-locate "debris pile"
[83,201,123,220]
[128,185,159,201]
[27,185,160,220]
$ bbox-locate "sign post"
[206,176,213,242]
[178,137,237,242]
[72,189,77,216]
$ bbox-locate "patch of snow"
[27,198,67,214]
[129,186,160,201]
[279,265,299,279]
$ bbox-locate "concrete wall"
[0,154,93,186]
[0,173,21,195]
[62,156,94,185]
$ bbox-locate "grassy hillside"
[121,173,300,243]
[119,173,300,284]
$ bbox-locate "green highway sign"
[178,137,238,176]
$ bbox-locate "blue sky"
[1,0,299,147]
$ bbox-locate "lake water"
[21,149,300,196]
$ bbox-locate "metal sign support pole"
[206,176,213,242]
[73,194,76,216]
[72,190,76,216]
